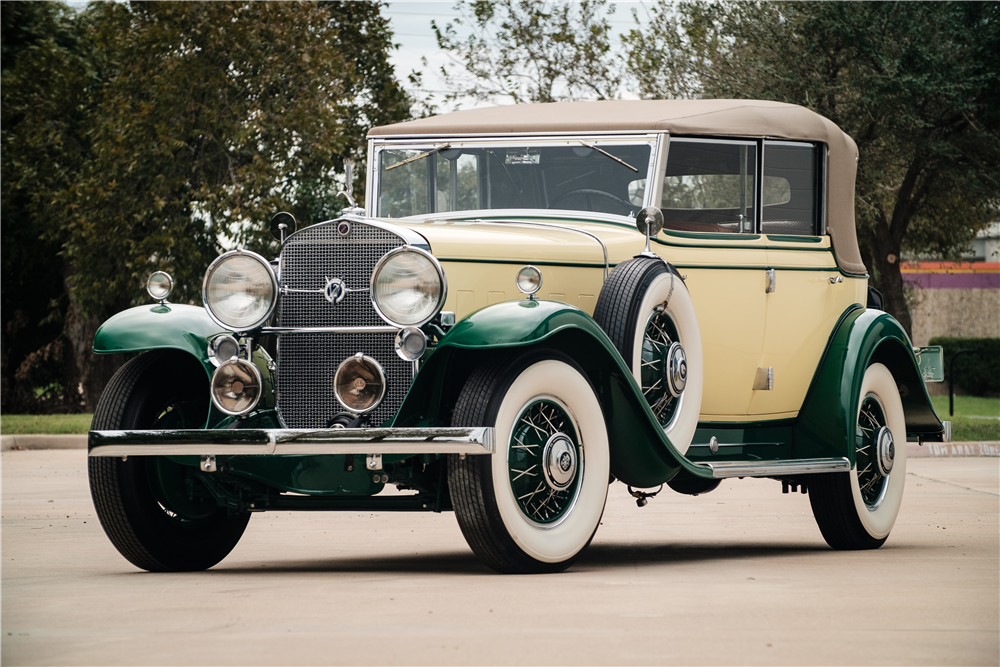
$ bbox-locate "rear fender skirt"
[794,306,945,463]
[394,299,714,487]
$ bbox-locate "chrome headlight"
[210,359,263,416]
[202,249,277,331]
[370,247,447,327]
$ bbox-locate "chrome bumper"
[88,427,495,458]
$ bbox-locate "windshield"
[376,141,653,218]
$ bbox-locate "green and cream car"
[88,100,947,574]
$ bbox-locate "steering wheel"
[547,188,639,215]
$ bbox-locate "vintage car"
[88,100,948,574]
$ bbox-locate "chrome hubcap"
[876,425,894,476]
[666,342,687,397]
[542,433,578,489]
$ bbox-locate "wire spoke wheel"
[856,395,891,509]
[641,308,683,429]
[508,400,582,525]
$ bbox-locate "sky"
[381,1,655,109]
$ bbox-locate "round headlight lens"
[210,359,262,416]
[516,265,543,295]
[147,271,174,301]
[203,250,277,331]
[371,247,446,327]
[334,353,387,414]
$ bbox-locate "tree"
[628,1,1000,336]
[432,0,621,106]
[1,1,411,411]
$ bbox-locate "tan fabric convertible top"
[369,100,865,275]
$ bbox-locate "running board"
[695,457,851,479]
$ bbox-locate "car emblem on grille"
[324,277,348,304]
[337,221,351,236]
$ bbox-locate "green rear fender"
[795,307,944,463]
[396,299,713,487]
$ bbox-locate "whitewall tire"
[448,350,610,573]
[594,258,703,454]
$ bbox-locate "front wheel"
[89,350,250,571]
[808,363,907,549]
[448,349,610,573]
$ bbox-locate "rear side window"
[761,142,820,236]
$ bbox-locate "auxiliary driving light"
[516,265,543,296]
[210,359,263,416]
[333,353,387,414]
[207,334,241,367]
[146,271,174,303]
[394,326,427,362]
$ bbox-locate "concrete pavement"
[2,449,997,666]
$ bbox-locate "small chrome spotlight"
[333,353,386,414]
[208,335,241,367]
[516,265,543,298]
[394,327,427,361]
[146,271,174,303]
[210,359,262,416]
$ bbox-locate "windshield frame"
[367,133,665,220]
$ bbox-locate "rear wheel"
[448,349,610,573]
[808,363,907,549]
[89,351,250,571]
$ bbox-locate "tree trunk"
[869,240,913,340]
[62,301,126,412]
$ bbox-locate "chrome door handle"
[829,276,843,284]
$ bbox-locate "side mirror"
[270,212,297,242]
[636,206,663,256]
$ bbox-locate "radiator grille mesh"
[275,221,412,428]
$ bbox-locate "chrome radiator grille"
[275,221,411,429]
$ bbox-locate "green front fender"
[794,307,944,464]
[93,304,225,378]
[395,299,713,487]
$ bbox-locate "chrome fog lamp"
[203,249,277,331]
[516,265,543,297]
[334,353,387,414]
[371,247,447,327]
[394,326,427,361]
[207,334,241,367]
[210,359,263,416]
[147,271,174,303]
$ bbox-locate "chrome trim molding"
[283,215,431,250]
[262,325,401,335]
[89,427,496,457]
[696,457,850,479]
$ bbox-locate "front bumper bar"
[88,427,495,458]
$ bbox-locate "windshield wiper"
[578,140,638,172]
[384,143,452,171]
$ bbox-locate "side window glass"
[661,141,757,234]
[762,142,817,235]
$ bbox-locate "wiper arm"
[384,143,452,171]
[578,140,638,173]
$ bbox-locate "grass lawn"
[1,397,997,441]
[930,395,1000,442]
[1,413,93,435]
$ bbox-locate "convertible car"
[88,100,948,573]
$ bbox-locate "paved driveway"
[2,450,997,666]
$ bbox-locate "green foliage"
[1,1,410,411]
[928,337,1000,396]
[432,0,620,105]
[626,2,1000,336]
